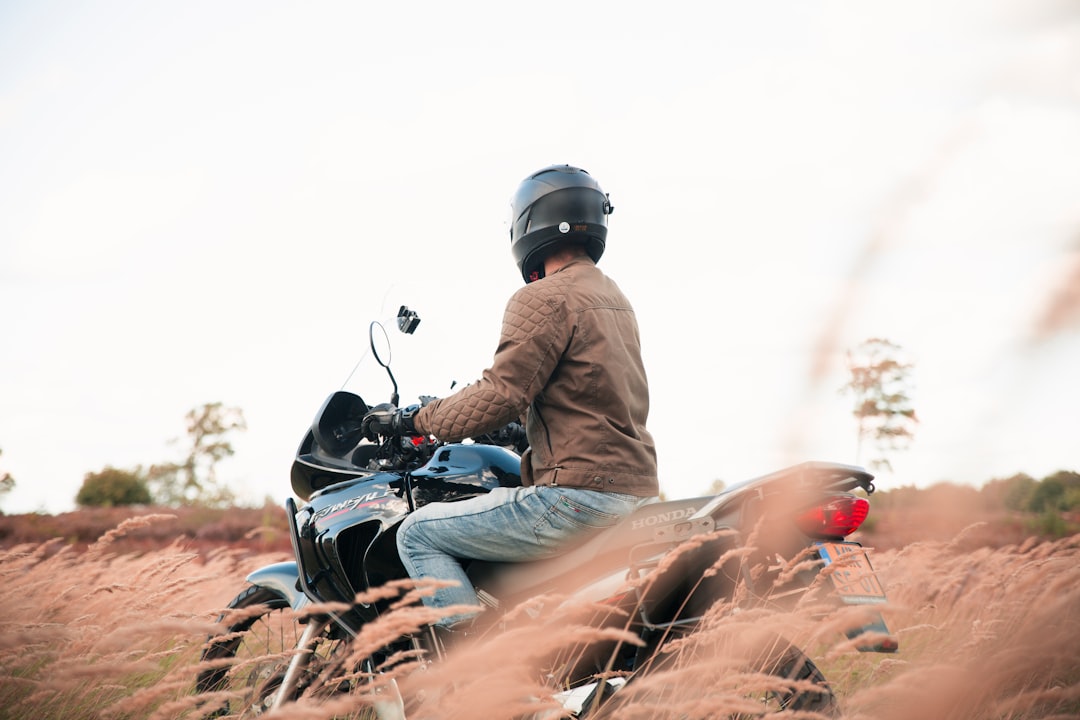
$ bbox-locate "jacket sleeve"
[413,285,568,442]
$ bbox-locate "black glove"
[399,403,420,434]
[361,403,419,439]
[473,421,528,452]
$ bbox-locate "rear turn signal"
[796,494,870,538]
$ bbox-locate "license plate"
[817,541,887,604]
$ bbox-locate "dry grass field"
[1,498,1077,719]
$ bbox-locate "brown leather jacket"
[413,257,658,497]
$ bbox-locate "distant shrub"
[1028,509,1072,538]
[76,466,152,507]
[980,473,1037,512]
[1028,478,1066,513]
[1043,470,1080,511]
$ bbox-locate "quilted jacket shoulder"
[414,258,658,496]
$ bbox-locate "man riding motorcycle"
[362,164,659,632]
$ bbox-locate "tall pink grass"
[0,515,288,720]
[0,514,1077,719]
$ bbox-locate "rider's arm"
[413,284,567,443]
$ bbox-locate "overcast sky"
[2,0,1078,514]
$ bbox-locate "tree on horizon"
[147,402,246,507]
[841,338,918,472]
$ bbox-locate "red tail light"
[796,494,870,538]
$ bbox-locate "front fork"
[270,618,329,711]
[268,615,412,720]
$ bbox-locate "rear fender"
[246,562,310,611]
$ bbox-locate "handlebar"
[361,415,528,473]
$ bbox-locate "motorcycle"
[193,306,896,719]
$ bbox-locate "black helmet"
[509,165,614,283]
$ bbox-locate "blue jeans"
[396,485,651,627]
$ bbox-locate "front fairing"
[293,472,410,608]
[293,442,522,607]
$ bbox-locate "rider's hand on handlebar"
[361,403,418,439]
[471,421,528,452]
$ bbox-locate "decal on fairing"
[312,489,396,526]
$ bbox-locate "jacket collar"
[549,256,596,276]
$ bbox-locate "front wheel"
[194,585,334,717]
[194,585,411,719]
